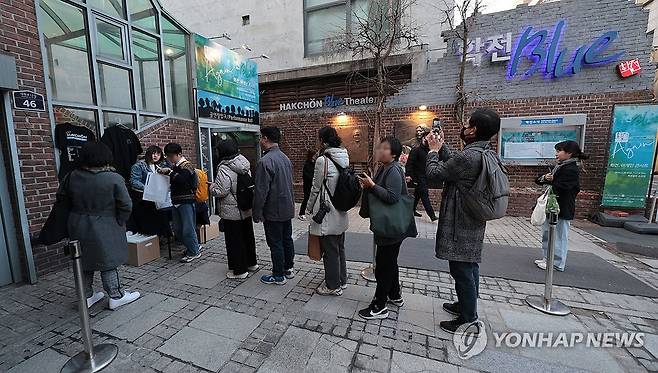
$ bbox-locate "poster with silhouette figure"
[336,125,369,163]
[197,89,259,125]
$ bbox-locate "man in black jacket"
[406,127,438,221]
[160,143,200,263]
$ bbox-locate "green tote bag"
[368,193,415,239]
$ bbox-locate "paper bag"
[143,173,170,203]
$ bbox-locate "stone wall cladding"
[388,0,655,107]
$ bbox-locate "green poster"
[601,105,658,208]
[194,34,259,105]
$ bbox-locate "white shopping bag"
[143,173,170,203]
[155,191,172,210]
[530,188,550,226]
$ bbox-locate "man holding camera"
[253,127,296,285]
[405,125,438,222]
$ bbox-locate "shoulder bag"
[368,165,416,239]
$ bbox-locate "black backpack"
[323,155,362,212]
[235,173,255,211]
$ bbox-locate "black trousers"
[223,217,257,275]
[448,260,480,323]
[299,183,312,215]
[372,242,402,309]
[320,233,347,290]
[413,181,436,219]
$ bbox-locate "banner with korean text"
[602,105,658,208]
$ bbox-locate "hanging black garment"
[101,125,143,181]
[55,123,95,180]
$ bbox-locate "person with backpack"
[426,108,502,334]
[253,127,296,285]
[534,140,587,272]
[209,138,258,279]
[158,143,201,263]
[298,150,316,221]
[306,127,350,296]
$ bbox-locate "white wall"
[159,0,451,74]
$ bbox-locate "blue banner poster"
[194,34,259,105]
[602,105,658,208]
[196,89,259,125]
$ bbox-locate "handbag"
[307,231,322,261]
[531,187,551,226]
[367,165,416,239]
[39,173,72,245]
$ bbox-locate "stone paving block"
[645,333,658,359]
[306,334,358,372]
[304,293,360,319]
[175,262,229,289]
[401,293,436,312]
[341,285,373,302]
[397,308,435,336]
[257,327,321,372]
[498,308,625,373]
[7,348,68,373]
[231,270,302,302]
[390,351,460,373]
[157,327,240,371]
[189,307,262,341]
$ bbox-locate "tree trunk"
[371,60,386,173]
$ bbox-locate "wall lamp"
[249,54,270,60]
[418,105,428,111]
[231,44,252,52]
[209,32,232,41]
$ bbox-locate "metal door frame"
[1,91,37,284]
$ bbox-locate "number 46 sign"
[12,90,46,112]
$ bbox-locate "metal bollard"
[360,241,377,282]
[525,212,571,316]
[61,240,118,373]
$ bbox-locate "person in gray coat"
[64,142,140,310]
[307,127,350,296]
[209,138,258,280]
[253,126,296,285]
[426,108,501,334]
[357,136,417,320]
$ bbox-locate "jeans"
[263,220,295,277]
[449,261,479,323]
[172,203,199,256]
[320,233,347,290]
[541,219,570,270]
[224,218,257,275]
[413,181,437,220]
[372,242,402,309]
[84,268,123,299]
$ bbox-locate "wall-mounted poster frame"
[498,114,587,166]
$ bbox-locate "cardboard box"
[126,234,160,266]
[197,215,221,244]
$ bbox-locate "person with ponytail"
[534,140,588,272]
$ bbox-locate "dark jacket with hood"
[535,160,580,220]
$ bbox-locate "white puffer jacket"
[209,154,252,221]
[306,147,349,236]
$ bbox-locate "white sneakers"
[298,215,307,221]
[109,291,141,310]
[535,259,547,270]
[248,265,260,272]
[86,292,105,308]
[226,271,249,279]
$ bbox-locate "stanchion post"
[360,241,377,282]
[526,212,570,316]
[61,240,118,373]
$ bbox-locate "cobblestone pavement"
[2,208,658,372]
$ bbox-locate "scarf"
[551,157,578,175]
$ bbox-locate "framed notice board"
[498,114,587,166]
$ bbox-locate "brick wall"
[262,90,655,219]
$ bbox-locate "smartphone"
[432,118,441,134]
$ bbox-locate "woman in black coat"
[64,142,141,310]
[534,140,587,272]
[298,149,316,221]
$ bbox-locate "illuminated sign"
[279,95,375,111]
[617,58,641,78]
[507,20,623,79]
[460,32,513,66]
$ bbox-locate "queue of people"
[47,109,584,332]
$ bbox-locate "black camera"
[312,202,331,224]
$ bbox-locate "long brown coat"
[426,141,490,263]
